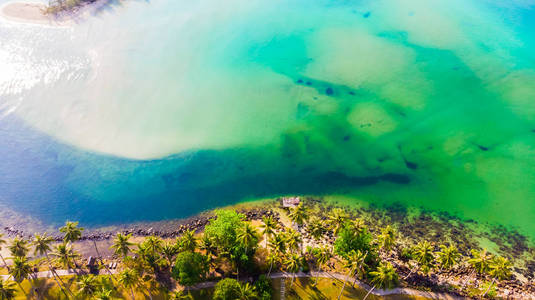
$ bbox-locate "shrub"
[254,275,273,300]
[213,278,241,300]
[399,247,414,262]
[171,251,209,286]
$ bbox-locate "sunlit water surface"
[1,0,535,233]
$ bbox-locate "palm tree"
[59,221,85,272]
[237,223,258,253]
[0,234,10,271]
[59,221,84,244]
[482,256,511,297]
[111,233,134,259]
[161,242,179,267]
[288,203,308,227]
[238,282,257,300]
[178,230,197,252]
[337,250,367,300]
[266,252,279,276]
[363,262,398,300]
[32,233,54,258]
[8,256,32,296]
[405,241,434,278]
[378,225,396,253]
[143,236,163,254]
[259,216,278,247]
[119,268,140,300]
[468,248,493,274]
[169,290,193,300]
[33,233,73,298]
[328,208,348,235]
[141,275,157,300]
[285,253,301,288]
[285,229,302,254]
[350,250,368,286]
[351,218,366,234]
[8,237,29,258]
[98,276,116,294]
[464,248,493,288]
[76,275,99,298]
[50,242,78,271]
[94,287,114,300]
[135,243,160,276]
[199,235,217,267]
[269,233,286,254]
[307,217,324,242]
[436,244,460,271]
[313,246,332,284]
[0,279,17,300]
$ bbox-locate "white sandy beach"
[0,1,75,25]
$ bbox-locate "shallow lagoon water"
[1,0,535,234]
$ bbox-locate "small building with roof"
[282,196,300,208]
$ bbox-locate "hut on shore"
[282,196,300,208]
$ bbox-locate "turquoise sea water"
[1,0,535,233]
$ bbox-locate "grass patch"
[270,277,427,300]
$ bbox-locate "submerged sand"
[0,1,70,25]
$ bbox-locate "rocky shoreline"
[2,197,535,298]
[1,204,278,242]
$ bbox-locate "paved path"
[188,271,465,299]
[1,269,464,299]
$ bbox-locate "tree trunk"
[337,268,354,300]
[93,240,116,282]
[352,250,368,287]
[403,264,419,279]
[16,281,28,296]
[0,253,9,272]
[268,260,273,276]
[130,287,136,300]
[46,252,73,299]
[462,269,476,288]
[482,278,496,297]
[50,269,70,299]
[27,271,43,300]
[31,280,40,300]
[315,263,321,285]
[363,285,376,300]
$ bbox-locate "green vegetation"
[172,251,209,286]
[0,199,518,299]
[212,278,242,300]
[0,278,17,299]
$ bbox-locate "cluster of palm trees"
[402,240,511,296]
[0,222,83,299]
[0,202,515,299]
[263,202,513,299]
[272,204,399,299]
